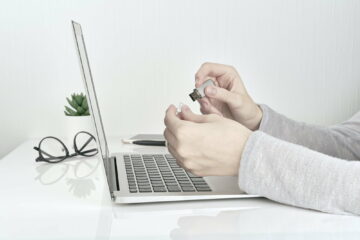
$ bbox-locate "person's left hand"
[163,104,252,176]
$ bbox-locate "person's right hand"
[195,62,263,130]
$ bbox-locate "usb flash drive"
[189,79,215,101]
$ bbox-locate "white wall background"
[1,0,360,158]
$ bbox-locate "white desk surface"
[1,137,360,240]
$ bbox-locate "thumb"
[179,105,213,123]
[205,86,241,108]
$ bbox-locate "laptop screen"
[71,21,110,172]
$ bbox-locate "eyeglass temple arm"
[81,148,97,154]
[33,147,59,160]
[68,148,97,158]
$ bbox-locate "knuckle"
[164,116,169,126]
[175,125,188,139]
[230,93,244,108]
[201,62,211,68]
[225,64,237,72]
[163,129,170,140]
[195,72,201,80]
[175,158,186,168]
[172,140,180,151]
[176,145,187,158]
[183,160,195,171]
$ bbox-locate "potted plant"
[64,93,94,140]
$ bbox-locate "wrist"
[250,105,263,130]
[240,104,263,131]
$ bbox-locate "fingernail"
[206,86,216,96]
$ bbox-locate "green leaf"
[77,106,85,114]
[75,95,83,105]
[66,97,78,110]
[81,98,88,110]
[65,106,78,116]
[84,109,90,115]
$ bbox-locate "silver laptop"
[71,21,259,203]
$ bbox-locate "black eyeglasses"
[33,131,98,163]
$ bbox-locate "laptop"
[71,21,259,203]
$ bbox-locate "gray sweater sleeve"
[238,105,360,215]
[258,104,360,160]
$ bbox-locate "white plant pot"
[65,115,95,146]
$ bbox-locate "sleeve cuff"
[258,104,272,132]
[238,130,266,193]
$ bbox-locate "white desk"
[1,137,360,239]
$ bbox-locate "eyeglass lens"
[74,132,98,157]
[39,137,68,162]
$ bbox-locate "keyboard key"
[193,182,209,186]
[136,179,150,182]
[165,182,179,186]
[139,189,152,193]
[150,181,163,184]
[153,187,167,192]
[181,187,196,192]
[195,187,212,192]
[186,172,198,178]
[151,183,165,187]
[177,179,191,182]
[137,182,150,186]
[167,186,181,192]
[161,176,174,180]
[164,180,177,183]
[190,178,206,182]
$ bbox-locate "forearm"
[258,104,360,160]
[239,131,360,215]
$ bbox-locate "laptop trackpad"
[204,176,244,194]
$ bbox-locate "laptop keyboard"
[124,154,212,193]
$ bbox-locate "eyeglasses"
[33,131,98,163]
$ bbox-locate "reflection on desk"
[102,198,360,240]
[35,157,101,198]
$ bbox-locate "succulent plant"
[64,93,90,116]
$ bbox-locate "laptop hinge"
[107,156,120,198]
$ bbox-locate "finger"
[195,62,233,86]
[163,128,177,147]
[204,85,241,109]
[178,104,214,123]
[167,143,184,167]
[198,98,223,116]
[195,76,216,88]
[164,105,183,132]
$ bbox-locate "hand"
[195,62,263,130]
[163,104,252,176]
